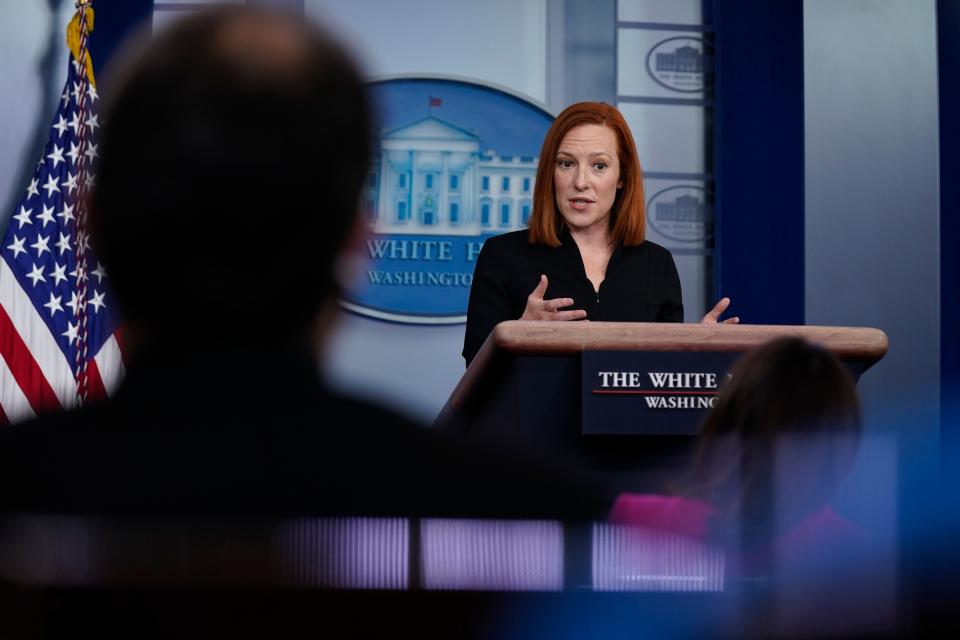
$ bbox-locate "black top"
[463,229,684,365]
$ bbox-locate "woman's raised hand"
[701,297,739,324]
[520,275,588,321]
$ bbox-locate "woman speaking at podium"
[463,102,737,366]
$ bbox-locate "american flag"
[0,6,124,425]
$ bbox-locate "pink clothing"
[771,503,862,553]
[609,493,863,573]
[608,494,715,540]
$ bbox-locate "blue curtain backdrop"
[937,0,960,470]
[712,0,804,325]
[88,0,153,86]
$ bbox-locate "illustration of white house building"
[363,116,538,236]
[655,44,704,73]
[654,193,705,223]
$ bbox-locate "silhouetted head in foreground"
[687,337,862,544]
[91,7,371,353]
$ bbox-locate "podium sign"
[581,351,739,435]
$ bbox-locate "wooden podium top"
[487,321,888,360]
[439,322,888,425]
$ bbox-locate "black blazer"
[463,229,684,365]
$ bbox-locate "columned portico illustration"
[364,116,537,236]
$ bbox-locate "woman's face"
[553,123,622,235]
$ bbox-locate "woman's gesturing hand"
[701,297,739,324]
[520,275,588,321]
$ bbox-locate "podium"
[438,322,888,492]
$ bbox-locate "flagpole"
[71,0,94,405]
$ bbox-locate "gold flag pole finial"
[67,1,96,89]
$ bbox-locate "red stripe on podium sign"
[592,390,719,396]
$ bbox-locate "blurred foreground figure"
[612,338,861,560]
[696,336,861,558]
[0,13,609,633]
[0,7,607,520]
[610,337,904,635]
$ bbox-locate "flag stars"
[76,231,91,253]
[6,235,27,259]
[71,81,83,104]
[91,262,108,283]
[13,206,32,229]
[30,234,51,258]
[49,262,68,286]
[84,143,99,164]
[84,113,99,134]
[56,203,75,225]
[55,232,72,256]
[60,89,70,108]
[68,112,81,135]
[86,83,98,103]
[26,178,39,199]
[62,321,79,345]
[42,174,60,198]
[47,144,65,168]
[70,264,88,284]
[26,263,46,287]
[67,142,81,165]
[44,293,64,317]
[66,291,82,316]
[37,204,56,228]
[61,172,78,195]
[53,115,68,138]
[88,291,106,313]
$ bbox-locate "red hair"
[528,102,645,247]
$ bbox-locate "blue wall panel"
[713,0,804,324]
[938,0,960,467]
[88,0,153,88]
